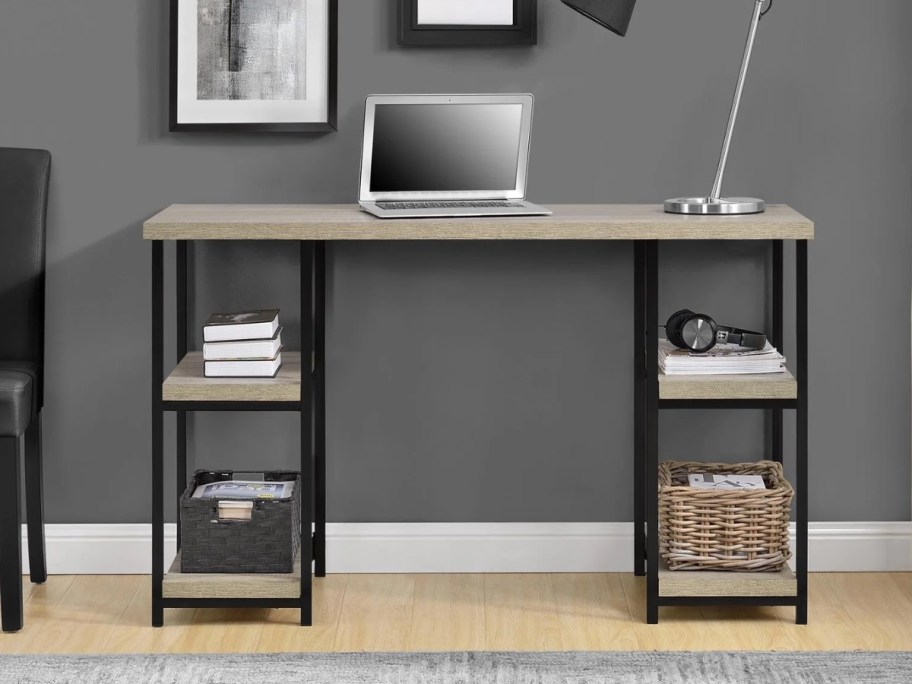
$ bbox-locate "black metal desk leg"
[314,241,327,577]
[645,241,660,624]
[796,240,808,624]
[633,242,646,576]
[770,240,784,463]
[176,241,188,549]
[300,241,315,626]
[152,241,164,627]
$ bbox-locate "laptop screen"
[360,94,534,202]
[366,101,526,195]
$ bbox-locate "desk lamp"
[562,0,773,215]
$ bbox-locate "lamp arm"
[709,0,765,202]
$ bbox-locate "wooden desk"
[144,203,813,241]
[144,204,814,626]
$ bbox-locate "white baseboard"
[19,522,912,575]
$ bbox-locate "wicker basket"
[180,470,302,573]
[658,460,793,572]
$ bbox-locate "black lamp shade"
[561,0,637,37]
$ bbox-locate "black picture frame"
[169,0,338,133]
[398,0,537,46]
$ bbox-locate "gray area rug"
[0,651,910,683]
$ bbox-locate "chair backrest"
[0,148,50,368]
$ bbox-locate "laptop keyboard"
[378,201,522,210]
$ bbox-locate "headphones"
[665,309,767,353]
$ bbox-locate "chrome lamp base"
[664,197,766,215]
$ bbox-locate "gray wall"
[1,0,909,524]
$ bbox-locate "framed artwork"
[170,0,338,132]
[398,0,537,46]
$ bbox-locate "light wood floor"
[2,573,912,653]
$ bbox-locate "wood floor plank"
[814,573,912,650]
[255,575,349,653]
[551,574,639,651]
[618,574,716,650]
[332,575,416,652]
[830,573,912,618]
[888,572,912,605]
[484,574,562,651]
[805,573,841,608]
[408,574,485,651]
[694,606,797,651]
[101,576,197,654]
[20,576,141,654]
[0,576,73,654]
[176,608,267,653]
[780,603,870,651]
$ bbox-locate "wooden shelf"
[659,368,797,401]
[659,563,797,598]
[144,204,815,242]
[162,352,301,402]
[162,550,302,599]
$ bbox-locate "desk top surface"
[143,204,814,241]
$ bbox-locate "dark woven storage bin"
[180,470,301,573]
[659,460,793,572]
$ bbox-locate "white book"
[204,353,282,378]
[687,473,767,490]
[203,309,280,343]
[203,328,282,361]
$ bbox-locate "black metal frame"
[151,240,327,627]
[169,0,338,133]
[633,239,809,625]
[398,0,537,46]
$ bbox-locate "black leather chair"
[0,148,50,633]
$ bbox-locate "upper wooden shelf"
[163,352,301,402]
[659,368,798,401]
[143,204,814,241]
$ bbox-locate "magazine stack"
[658,339,786,375]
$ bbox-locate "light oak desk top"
[143,204,814,241]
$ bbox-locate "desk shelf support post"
[797,240,808,624]
[315,241,326,577]
[770,240,784,463]
[633,242,646,577]
[300,241,315,626]
[151,241,164,628]
[645,240,660,624]
[176,241,188,549]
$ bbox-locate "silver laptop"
[359,94,551,219]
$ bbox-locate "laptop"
[359,94,551,219]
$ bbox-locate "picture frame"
[398,0,537,47]
[170,0,338,133]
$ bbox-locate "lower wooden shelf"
[162,550,302,599]
[659,563,797,598]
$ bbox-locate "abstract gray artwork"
[197,0,307,101]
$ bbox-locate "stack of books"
[203,309,282,378]
[659,339,786,375]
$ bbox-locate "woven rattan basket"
[658,460,793,572]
